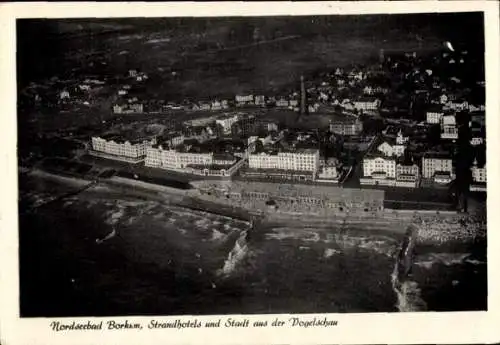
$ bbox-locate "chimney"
[300,75,307,115]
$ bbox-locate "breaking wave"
[218,230,249,277]
[391,224,427,312]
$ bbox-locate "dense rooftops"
[98,132,155,144]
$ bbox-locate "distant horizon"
[17,12,484,90]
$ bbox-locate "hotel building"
[248,149,320,173]
[329,119,363,136]
[422,153,454,183]
[91,134,157,163]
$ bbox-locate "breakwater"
[391,223,427,312]
[21,176,97,214]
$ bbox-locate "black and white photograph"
[2,2,499,344]
[15,10,489,317]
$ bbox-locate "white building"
[235,94,254,106]
[363,155,396,180]
[422,153,454,180]
[318,158,341,181]
[199,102,211,111]
[162,134,185,148]
[426,110,444,124]
[471,159,486,184]
[216,115,239,135]
[395,130,409,145]
[396,162,420,187]
[248,149,320,174]
[353,97,381,112]
[91,135,157,160]
[446,100,469,111]
[145,146,213,170]
[59,90,70,100]
[254,95,265,106]
[441,115,458,140]
[470,137,484,146]
[469,103,485,112]
[211,100,222,111]
[377,134,407,158]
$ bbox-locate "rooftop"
[98,131,154,144]
[423,152,452,160]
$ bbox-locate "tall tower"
[300,75,307,115]
[379,49,385,64]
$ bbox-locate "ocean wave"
[391,266,427,312]
[145,38,171,44]
[218,231,249,277]
[266,229,397,256]
[211,229,226,241]
[414,253,484,268]
[324,248,340,258]
[105,207,125,225]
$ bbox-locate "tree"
[254,140,264,153]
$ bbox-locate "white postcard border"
[1,2,499,345]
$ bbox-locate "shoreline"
[23,168,485,244]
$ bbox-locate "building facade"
[471,160,486,184]
[145,146,213,170]
[377,141,406,158]
[426,111,444,124]
[91,135,157,161]
[248,149,320,174]
[441,115,458,140]
[353,98,381,112]
[362,155,396,180]
[395,163,420,187]
[329,119,363,136]
[422,153,454,179]
[216,115,239,135]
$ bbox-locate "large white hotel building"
[145,145,213,170]
[91,134,157,162]
[248,149,320,174]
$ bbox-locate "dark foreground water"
[19,182,486,316]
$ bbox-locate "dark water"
[19,185,487,316]
[19,193,400,316]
